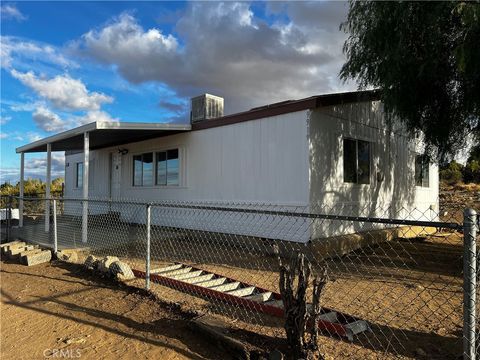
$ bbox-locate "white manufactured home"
[16,90,438,243]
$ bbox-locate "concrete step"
[18,248,44,259]
[196,277,227,288]
[151,264,184,274]
[21,250,52,266]
[167,270,203,280]
[244,292,273,303]
[183,273,215,284]
[1,241,26,255]
[209,282,241,292]
[226,286,256,297]
[160,267,193,276]
[7,245,38,259]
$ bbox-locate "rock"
[84,255,98,270]
[97,256,119,273]
[62,336,88,345]
[1,241,24,254]
[109,261,135,280]
[57,250,78,263]
[7,245,36,259]
[18,248,44,259]
[21,250,52,266]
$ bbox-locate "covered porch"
[15,120,191,243]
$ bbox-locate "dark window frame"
[415,154,430,187]
[133,149,180,187]
[76,162,83,188]
[155,149,179,186]
[343,138,371,185]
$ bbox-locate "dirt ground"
[143,231,465,360]
[0,260,234,360]
[1,183,476,359]
[1,231,464,359]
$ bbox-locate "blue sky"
[0,1,352,183]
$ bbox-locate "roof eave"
[15,122,98,153]
[15,121,192,153]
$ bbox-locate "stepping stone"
[21,250,52,266]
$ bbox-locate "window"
[133,149,180,187]
[343,138,371,184]
[133,153,153,186]
[76,162,83,188]
[156,149,179,186]
[76,161,94,189]
[415,154,429,187]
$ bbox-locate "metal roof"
[16,90,380,153]
[16,121,191,153]
[191,89,380,131]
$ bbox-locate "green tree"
[464,160,480,183]
[440,160,464,184]
[340,1,480,161]
[467,143,480,163]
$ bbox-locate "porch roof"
[16,121,191,153]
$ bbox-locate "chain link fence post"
[53,199,58,256]
[6,195,12,242]
[464,208,477,360]
[146,204,151,290]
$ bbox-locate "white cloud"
[0,4,26,21]
[32,106,67,132]
[0,115,12,125]
[8,100,45,112]
[74,3,353,114]
[1,36,75,69]
[0,153,65,183]
[0,130,35,142]
[74,110,119,126]
[10,70,113,111]
[27,132,42,142]
[30,104,119,134]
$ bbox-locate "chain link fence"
[3,195,479,359]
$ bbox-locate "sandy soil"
[0,260,233,360]
[144,232,464,359]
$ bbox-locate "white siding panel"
[308,102,439,239]
[64,111,311,242]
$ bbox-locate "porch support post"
[82,132,89,243]
[45,143,51,232]
[19,152,24,228]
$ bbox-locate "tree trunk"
[277,251,327,360]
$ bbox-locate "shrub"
[440,161,464,184]
[464,160,480,184]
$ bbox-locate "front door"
[110,153,122,201]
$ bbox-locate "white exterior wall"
[308,101,439,239]
[63,101,440,243]
[64,111,311,241]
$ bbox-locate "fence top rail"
[11,195,463,231]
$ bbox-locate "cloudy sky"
[0,1,354,183]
